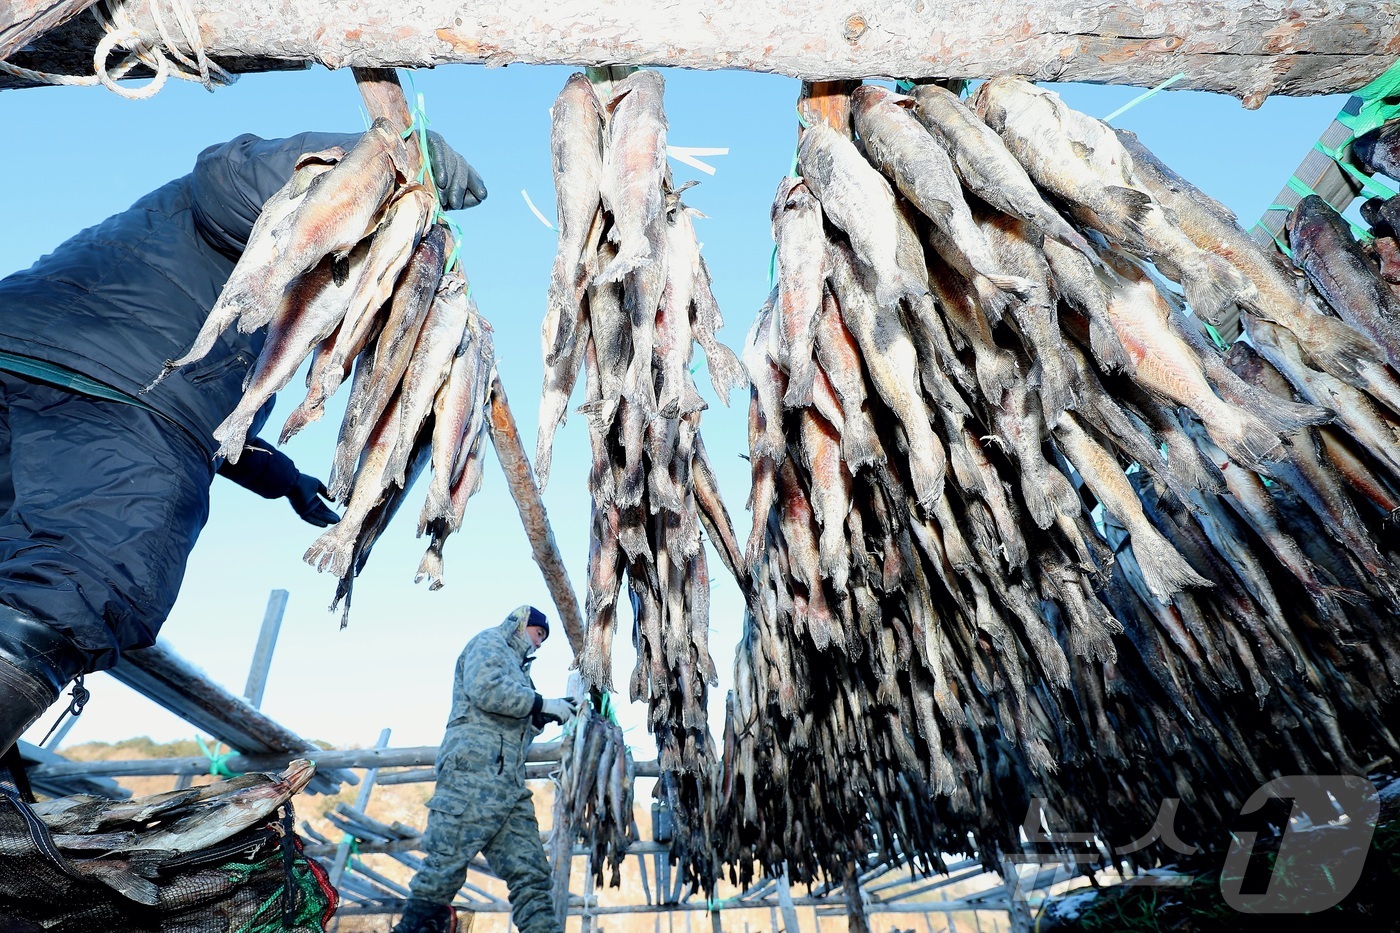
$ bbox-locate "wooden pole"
[777,865,802,933]
[486,372,586,657]
[844,862,872,933]
[243,588,288,709]
[798,80,860,138]
[330,727,392,888]
[9,0,1398,103]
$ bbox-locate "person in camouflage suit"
[392,606,579,933]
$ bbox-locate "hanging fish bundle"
[150,121,498,622]
[556,705,638,887]
[535,70,747,825]
[716,77,1400,890]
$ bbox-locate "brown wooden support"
[798,80,860,138]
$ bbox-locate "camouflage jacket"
[430,614,544,814]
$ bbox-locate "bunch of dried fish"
[15,761,316,910]
[534,71,747,828]
[556,705,637,887]
[716,78,1400,889]
[150,122,497,621]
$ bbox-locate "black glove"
[426,131,487,210]
[287,474,340,527]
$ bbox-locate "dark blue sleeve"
[216,436,299,499]
[189,131,361,258]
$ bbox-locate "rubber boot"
[0,606,85,754]
[390,898,457,933]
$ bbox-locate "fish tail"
[212,409,258,464]
[596,237,649,284]
[414,536,446,590]
[279,400,323,445]
[303,527,353,576]
[782,357,816,409]
[1301,316,1384,383]
[1213,410,1285,472]
[534,427,557,493]
[1130,526,1212,601]
[577,637,614,693]
[839,416,883,470]
[1244,391,1335,435]
[1032,355,1077,427]
[1089,316,1132,374]
[420,481,453,535]
[1181,254,1247,327]
[701,339,748,406]
[910,447,947,509]
[1104,185,1155,235]
[1020,469,1061,531]
[986,272,1036,301]
[543,281,578,368]
[577,398,619,433]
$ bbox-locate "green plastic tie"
[1102,72,1186,124]
[895,79,916,94]
[339,833,360,855]
[196,735,241,778]
[1335,57,1400,138]
[1203,322,1229,352]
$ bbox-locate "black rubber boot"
[390,898,457,933]
[0,606,86,754]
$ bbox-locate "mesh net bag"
[0,786,337,932]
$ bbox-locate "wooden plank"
[25,738,566,779]
[14,741,130,799]
[0,0,93,62]
[799,80,860,137]
[486,372,586,656]
[242,588,288,709]
[109,640,354,794]
[5,0,1397,101]
[329,727,391,887]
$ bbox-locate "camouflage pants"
[409,789,559,933]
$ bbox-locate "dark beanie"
[517,605,549,637]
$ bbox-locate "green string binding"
[196,735,241,778]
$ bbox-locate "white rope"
[0,0,234,98]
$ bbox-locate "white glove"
[539,696,579,724]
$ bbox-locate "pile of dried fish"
[150,122,497,621]
[556,705,637,887]
[8,762,316,914]
[717,78,1400,888]
[534,70,747,831]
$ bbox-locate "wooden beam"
[4,0,1397,103]
[110,640,354,794]
[486,372,586,657]
[0,0,93,63]
[24,738,566,779]
[242,588,288,709]
[800,80,861,137]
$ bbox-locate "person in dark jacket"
[0,129,486,753]
[393,606,578,933]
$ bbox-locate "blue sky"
[0,63,1351,757]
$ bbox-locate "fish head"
[605,69,665,115]
[1285,195,1344,249]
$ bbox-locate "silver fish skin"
[798,408,853,593]
[1288,194,1400,371]
[598,70,668,284]
[972,206,1080,423]
[812,284,883,469]
[545,73,606,365]
[416,421,488,591]
[581,237,628,433]
[1225,341,1397,595]
[1097,250,1284,471]
[1247,314,1400,484]
[1041,234,1133,374]
[388,275,476,486]
[912,83,1100,262]
[851,84,1032,305]
[1054,412,1210,601]
[1113,128,1382,386]
[925,247,1016,403]
[148,157,338,388]
[742,290,786,464]
[797,121,925,309]
[306,387,406,578]
[1184,418,1340,615]
[655,199,705,418]
[123,761,315,853]
[212,239,368,462]
[536,290,590,491]
[327,229,445,499]
[827,237,947,508]
[991,369,1080,531]
[974,76,1253,326]
[771,176,827,408]
[620,209,668,412]
[283,187,437,439]
[235,120,409,334]
[691,251,748,404]
[422,323,484,532]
